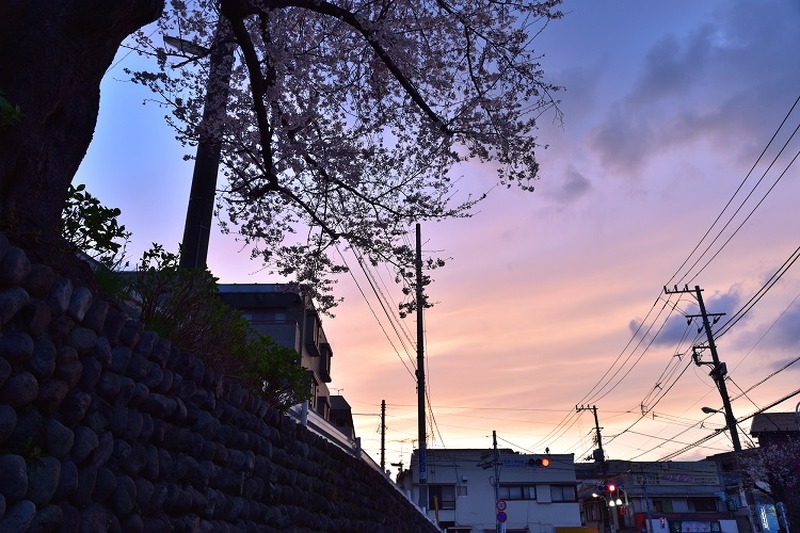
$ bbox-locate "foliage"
[0,89,22,127]
[61,183,132,297]
[133,244,311,409]
[128,0,563,313]
[62,183,131,268]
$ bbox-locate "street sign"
[497,511,508,523]
[496,500,507,511]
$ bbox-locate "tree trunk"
[0,0,163,267]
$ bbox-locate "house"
[576,460,738,533]
[217,283,336,420]
[401,448,582,533]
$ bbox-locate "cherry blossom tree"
[130,0,563,310]
[740,439,800,530]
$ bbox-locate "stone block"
[0,454,28,500]
[25,455,60,507]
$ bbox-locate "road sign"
[497,511,508,523]
[496,500,507,511]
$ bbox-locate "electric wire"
[667,94,800,287]
[335,246,417,380]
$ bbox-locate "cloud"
[588,1,800,178]
[543,164,591,205]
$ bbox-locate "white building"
[402,448,583,533]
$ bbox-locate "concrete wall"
[0,232,438,532]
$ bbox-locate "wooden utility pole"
[415,223,428,509]
[665,285,741,451]
[381,399,386,471]
[577,405,606,467]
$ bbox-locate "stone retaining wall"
[0,232,438,532]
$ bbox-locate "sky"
[77,0,800,474]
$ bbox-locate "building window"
[550,485,576,502]
[456,485,468,497]
[429,485,456,510]
[498,484,536,500]
[690,497,718,512]
[653,500,673,513]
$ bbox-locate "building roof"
[750,412,800,435]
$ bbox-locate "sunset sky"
[77,0,800,474]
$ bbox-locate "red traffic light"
[607,484,616,492]
[527,457,551,467]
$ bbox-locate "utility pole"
[175,18,236,270]
[415,223,428,509]
[577,405,605,467]
[665,285,741,452]
[380,399,386,471]
[492,430,501,533]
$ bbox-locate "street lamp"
[592,493,611,533]
[701,406,720,414]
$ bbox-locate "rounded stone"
[25,456,61,507]
[69,464,97,506]
[0,500,35,532]
[0,246,31,285]
[67,286,93,323]
[45,418,74,459]
[91,467,117,504]
[0,331,34,364]
[20,301,51,338]
[21,263,55,298]
[0,404,17,445]
[70,426,98,464]
[29,337,57,379]
[6,409,46,455]
[0,371,38,407]
[77,356,101,390]
[54,460,78,501]
[65,327,97,356]
[30,504,63,531]
[59,502,80,531]
[0,357,10,389]
[58,390,92,427]
[79,502,117,533]
[35,378,69,415]
[0,454,28,500]
[47,276,73,315]
[111,474,137,515]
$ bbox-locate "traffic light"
[607,483,616,492]
[528,457,550,467]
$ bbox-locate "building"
[745,412,800,532]
[576,460,738,533]
[217,283,337,421]
[401,448,582,533]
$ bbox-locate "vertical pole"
[642,471,653,533]
[415,223,428,509]
[493,430,501,533]
[381,399,386,472]
[693,286,742,452]
[591,405,605,464]
[179,18,235,270]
